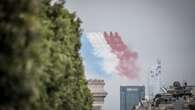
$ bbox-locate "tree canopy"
[0,0,93,110]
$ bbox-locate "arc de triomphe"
[88,79,107,110]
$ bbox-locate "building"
[120,86,145,110]
[88,79,107,110]
[134,81,195,110]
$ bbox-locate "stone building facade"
[88,79,107,110]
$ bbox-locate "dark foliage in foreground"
[0,0,93,110]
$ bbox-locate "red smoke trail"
[104,32,138,79]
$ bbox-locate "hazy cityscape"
[0,0,195,110]
[67,0,195,110]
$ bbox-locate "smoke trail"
[104,32,139,79]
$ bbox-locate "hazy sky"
[66,0,195,109]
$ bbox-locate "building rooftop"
[88,79,105,85]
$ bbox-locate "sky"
[66,0,195,110]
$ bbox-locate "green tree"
[0,0,45,110]
[0,0,93,110]
[39,1,93,110]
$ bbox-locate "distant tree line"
[0,0,93,110]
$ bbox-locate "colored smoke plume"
[104,32,139,79]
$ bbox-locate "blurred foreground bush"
[0,0,93,110]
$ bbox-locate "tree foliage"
[0,0,93,110]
